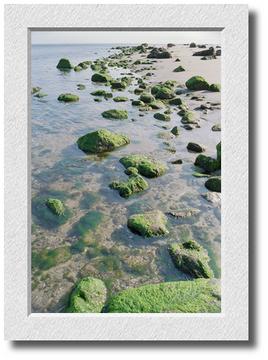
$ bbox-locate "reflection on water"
[31,44,221,312]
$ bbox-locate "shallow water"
[31,43,221,312]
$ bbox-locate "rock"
[216,49,221,56]
[151,85,175,100]
[167,209,199,218]
[150,101,164,109]
[189,42,196,48]
[173,66,185,72]
[167,43,175,48]
[212,124,221,131]
[107,279,220,313]
[195,154,220,173]
[77,84,86,90]
[113,96,128,102]
[31,86,41,94]
[202,192,221,205]
[34,92,47,98]
[91,73,110,83]
[77,129,130,153]
[46,198,65,216]
[74,65,82,72]
[139,93,155,103]
[209,83,221,92]
[32,246,71,270]
[183,124,195,130]
[169,240,214,278]
[147,47,172,59]
[193,47,215,57]
[181,111,199,125]
[187,142,205,153]
[94,98,102,102]
[132,100,145,106]
[120,154,166,178]
[175,58,181,62]
[134,88,144,95]
[171,159,183,164]
[205,176,221,192]
[124,167,139,176]
[127,210,168,237]
[216,142,221,162]
[91,90,112,98]
[101,109,128,120]
[153,113,171,121]
[111,81,127,89]
[169,97,183,106]
[185,76,210,91]
[57,93,79,102]
[56,58,73,70]
[109,174,149,198]
[201,56,216,60]
[67,277,107,313]
[171,126,180,136]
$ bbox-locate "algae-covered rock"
[216,142,221,162]
[173,66,185,72]
[91,90,112,98]
[74,65,82,72]
[150,101,164,110]
[113,96,128,102]
[193,47,215,57]
[31,86,41,94]
[124,167,139,176]
[127,210,168,237]
[185,76,210,91]
[169,240,214,278]
[56,58,73,70]
[205,176,221,192]
[171,126,180,136]
[169,97,183,106]
[107,278,220,313]
[194,154,220,173]
[109,174,149,198]
[134,88,144,95]
[151,85,175,100]
[147,47,172,59]
[68,277,107,313]
[101,109,128,120]
[153,113,171,122]
[32,246,71,270]
[181,110,199,125]
[46,198,65,216]
[57,93,79,102]
[91,73,110,83]
[139,93,155,104]
[132,100,145,106]
[77,129,130,153]
[209,83,221,92]
[187,142,205,153]
[120,154,166,178]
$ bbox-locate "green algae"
[185,76,210,91]
[127,210,169,237]
[57,93,79,102]
[119,154,166,178]
[101,109,128,120]
[109,174,149,198]
[32,246,71,270]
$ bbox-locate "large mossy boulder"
[205,176,221,192]
[32,246,71,270]
[120,154,166,178]
[77,129,130,153]
[169,240,214,278]
[194,154,220,173]
[147,47,172,59]
[185,76,210,91]
[68,277,107,313]
[101,109,128,120]
[56,58,73,70]
[127,210,168,237]
[91,73,110,83]
[109,174,149,198]
[57,93,79,102]
[107,279,221,313]
[46,198,65,216]
[151,85,175,100]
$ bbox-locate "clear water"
[31,44,221,313]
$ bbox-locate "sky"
[31,31,221,45]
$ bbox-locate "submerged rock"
[154,113,171,121]
[187,142,205,153]
[127,210,168,237]
[185,76,210,91]
[167,209,199,218]
[120,154,166,178]
[107,279,220,313]
[56,58,73,70]
[67,277,107,313]
[181,110,199,125]
[46,198,65,216]
[205,176,221,192]
[31,86,41,94]
[57,93,79,102]
[32,246,71,270]
[169,240,214,278]
[109,174,149,198]
[34,92,47,98]
[147,47,172,59]
[132,100,144,106]
[77,129,130,153]
[101,109,128,120]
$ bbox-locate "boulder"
[77,129,130,153]
[195,154,220,173]
[205,176,221,192]
[171,126,180,136]
[209,83,221,92]
[153,113,171,121]
[113,96,128,102]
[147,47,172,59]
[107,279,221,313]
[187,142,205,153]
[169,97,183,106]
[139,93,155,104]
[189,42,196,48]
[109,174,149,198]
[216,49,221,56]
[101,109,128,120]
[185,76,210,91]
[31,86,41,94]
[120,154,167,178]
[193,47,215,57]
[91,73,110,83]
[127,210,168,237]
[46,198,65,216]
[68,277,107,313]
[132,100,145,106]
[56,58,73,70]
[151,85,175,100]
[169,240,214,278]
[57,93,79,102]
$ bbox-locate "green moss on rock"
[32,246,71,270]
[57,93,79,102]
[107,279,220,313]
[77,129,130,153]
[109,174,149,198]
[194,155,220,173]
[209,83,221,92]
[113,96,128,102]
[101,109,128,120]
[127,210,168,237]
[68,277,107,313]
[91,73,110,83]
[91,90,113,98]
[169,97,183,106]
[173,66,185,72]
[216,142,221,162]
[169,240,214,278]
[151,85,175,100]
[139,93,155,104]
[205,177,221,192]
[46,198,65,216]
[56,58,73,70]
[185,76,210,91]
[153,113,171,121]
[120,154,166,178]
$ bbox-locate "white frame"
[4,4,248,341]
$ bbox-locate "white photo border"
[4,4,248,341]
